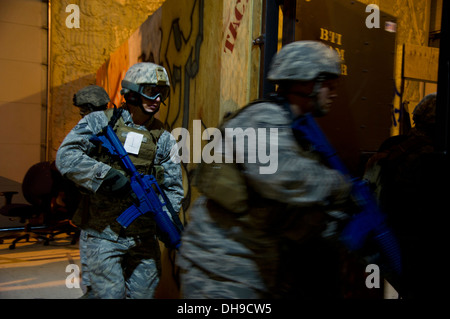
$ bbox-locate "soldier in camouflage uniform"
[56,63,184,299]
[364,93,445,298]
[177,41,352,298]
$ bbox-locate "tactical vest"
[194,101,264,214]
[194,97,289,214]
[72,108,166,234]
[96,108,165,182]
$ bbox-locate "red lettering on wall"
[224,0,248,53]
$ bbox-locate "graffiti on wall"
[162,0,204,131]
[160,0,204,211]
[97,0,251,211]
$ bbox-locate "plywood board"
[403,43,439,82]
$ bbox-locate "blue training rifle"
[90,124,183,250]
[292,113,402,284]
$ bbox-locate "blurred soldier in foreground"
[364,93,446,298]
[56,63,184,298]
[177,41,353,298]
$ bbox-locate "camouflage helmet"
[267,41,341,82]
[121,62,170,101]
[412,92,437,128]
[73,85,110,107]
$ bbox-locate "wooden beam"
[403,43,439,82]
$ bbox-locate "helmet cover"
[121,62,170,99]
[412,93,437,128]
[73,85,110,107]
[267,41,341,82]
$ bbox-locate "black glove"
[97,168,131,198]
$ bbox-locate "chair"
[0,161,80,249]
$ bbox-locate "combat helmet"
[121,62,170,102]
[73,85,110,108]
[413,92,437,129]
[267,41,341,82]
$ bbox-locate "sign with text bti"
[296,0,397,175]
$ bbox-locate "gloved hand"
[97,168,132,198]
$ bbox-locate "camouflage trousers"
[79,230,90,288]
[179,263,270,299]
[84,233,161,299]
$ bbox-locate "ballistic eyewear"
[122,80,170,101]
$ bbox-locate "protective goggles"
[122,80,170,101]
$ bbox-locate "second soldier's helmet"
[73,85,110,108]
[121,62,170,102]
[267,41,341,82]
[412,92,437,129]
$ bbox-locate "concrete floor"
[0,232,83,299]
[0,230,399,299]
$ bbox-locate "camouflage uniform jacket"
[177,100,351,296]
[56,108,184,241]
